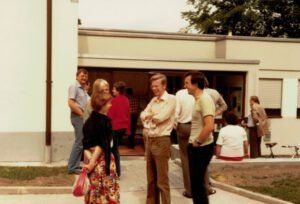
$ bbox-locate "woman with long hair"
[82,92,120,204]
[83,78,110,122]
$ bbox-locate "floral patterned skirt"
[85,153,120,204]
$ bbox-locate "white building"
[1,1,300,162]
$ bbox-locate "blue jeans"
[68,114,84,173]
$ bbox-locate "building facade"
[1,1,299,162]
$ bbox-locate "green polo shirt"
[189,92,215,146]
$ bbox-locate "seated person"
[216,112,248,161]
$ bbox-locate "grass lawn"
[211,163,300,204]
[238,176,300,204]
[0,166,74,186]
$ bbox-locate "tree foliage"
[182,0,300,38]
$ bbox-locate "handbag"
[72,168,90,197]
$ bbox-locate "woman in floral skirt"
[82,92,120,204]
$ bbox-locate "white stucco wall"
[79,35,216,60]
[0,0,78,162]
[0,1,46,161]
[255,72,300,155]
[0,1,46,132]
[51,0,79,162]
[262,118,300,155]
[282,79,298,117]
[52,0,78,132]
[225,40,300,70]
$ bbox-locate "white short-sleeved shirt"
[175,89,195,124]
[216,125,247,157]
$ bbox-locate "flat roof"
[79,28,300,43]
[78,54,260,65]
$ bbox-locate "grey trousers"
[68,114,84,172]
[176,123,192,196]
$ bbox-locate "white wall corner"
[281,78,298,117]
[245,69,259,115]
[45,145,52,163]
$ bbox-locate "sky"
[78,0,192,32]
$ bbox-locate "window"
[259,79,282,117]
[297,80,300,118]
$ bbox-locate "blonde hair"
[150,73,167,85]
[92,79,109,95]
[91,92,112,111]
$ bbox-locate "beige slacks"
[146,136,171,204]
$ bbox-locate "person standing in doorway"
[67,68,89,174]
[108,81,131,177]
[126,88,139,149]
[174,88,194,199]
[184,71,215,204]
[140,73,176,204]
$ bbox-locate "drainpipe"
[45,0,52,163]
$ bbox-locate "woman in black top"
[82,92,120,204]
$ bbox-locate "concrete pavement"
[0,157,264,204]
[0,188,264,204]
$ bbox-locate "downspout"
[45,0,52,163]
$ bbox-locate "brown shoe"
[207,189,216,195]
[182,191,192,199]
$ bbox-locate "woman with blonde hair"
[82,92,120,204]
[83,79,110,122]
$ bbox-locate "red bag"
[72,168,90,197]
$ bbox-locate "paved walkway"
[0,157,263,204]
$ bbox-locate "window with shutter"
[259,79,282,117]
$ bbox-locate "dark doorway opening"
[80,67,246,155]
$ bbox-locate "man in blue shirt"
[67,68,89,174]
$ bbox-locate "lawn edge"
[0,186,72,195]
[210,179,293,204]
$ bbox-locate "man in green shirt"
[184,71,215,204]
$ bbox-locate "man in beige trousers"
[141,73,176,204]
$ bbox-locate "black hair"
[184,71,206,89]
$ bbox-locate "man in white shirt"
[174,89,194,198]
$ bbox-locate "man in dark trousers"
[126,88,139,149]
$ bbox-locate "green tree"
[182,0,300,38]
[256,0,300,37]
